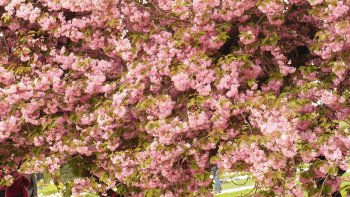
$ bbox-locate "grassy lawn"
[215,172,350,196]
[38,182,98,197]
[221,178,254,190]
[38,182,58,196]
[213,176,255,196]
[37,172,350,196]
[215,188,255,197]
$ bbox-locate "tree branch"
[127,0,191,24]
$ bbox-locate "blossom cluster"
[1,0,350,196]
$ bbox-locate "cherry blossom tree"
[1,0,350,196]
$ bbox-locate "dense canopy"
[1,0,350,196]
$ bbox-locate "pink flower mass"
[1,0,350,196]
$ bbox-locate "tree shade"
[1,0,350,196]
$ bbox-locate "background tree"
[1,0,350,196]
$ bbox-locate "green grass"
[340,173,350,196]
[38,182,99,197]
[36,171,350,197]
[215,172,350,196]
[38,183,59,195]
[215,188,255,197]
[221,178,254,190]
[213,177,255,197]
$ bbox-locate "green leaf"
[307,187,318,197]
[339,121,349,130]
[42,117,53,132]
[69,113,81,123]
[247,80,255,87]
[210,155,218,164]
[145,189,160,197]
[0,178,12,187]
[1,14,11,24]
[117,185,127,195]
